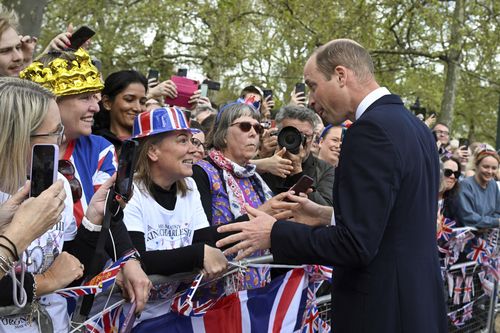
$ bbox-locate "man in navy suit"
[217,39,447,332]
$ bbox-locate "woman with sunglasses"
[119,107,227,327]
[0,77,88,332]
[438,156,461,224]
[93,70,148,151]
[21,49,151,315]
[456,147,500,228]
[192,102,285,290]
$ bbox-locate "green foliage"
[36,0,499,143]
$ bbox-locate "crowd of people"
[0,4,498,333]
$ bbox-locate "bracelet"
[0,254,13,274]
[0,243,17,262]
[32,272,38,301]
[82,216,102,232]
[0,235,19,260]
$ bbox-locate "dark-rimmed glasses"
[58,159,83,203]
[191,138,204,149]
[444,169,461,179]
[230,122,264,135]
[30,123,65,145]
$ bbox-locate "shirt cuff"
[82,216,102,232]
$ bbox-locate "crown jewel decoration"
[20,48,103,97]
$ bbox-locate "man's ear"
[335,65,347,87]
[101,95,112,111]
[147,144,159,162]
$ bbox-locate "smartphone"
[459,138,469,149]
[295,83,306,96]
[120,302,137,333]
[30,144,59,197]
[115,140,139,201]
[203,80,221,91]
[263,89,273,100]
[289,175,314,196]
[164,76,199,108]
[200,83,209,98]
[177,68,188,77]
[147,69,160,82]
[68,26,95,50]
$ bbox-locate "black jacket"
[261,154,335,206]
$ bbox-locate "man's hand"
[216,205,276,260]
[284,145,306,175]
[257,191,291,216]
[273,192,333,226]
[259,128,278,158]
[253,147,293,178]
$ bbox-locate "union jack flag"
[466,238,491,264]
[55,285,99,298]
[85,302,124,333]
[85,250,136,292]
[436,217,455,241]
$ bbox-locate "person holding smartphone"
[0,77,86,332]
[21,49,151,317]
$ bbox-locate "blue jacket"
[270,94,447,332]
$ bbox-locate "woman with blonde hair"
[457,145,500,228]
[0,77,84,332]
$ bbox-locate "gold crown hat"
[20,48,103,97]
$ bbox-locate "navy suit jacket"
[270,95,447,332]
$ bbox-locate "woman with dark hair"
[93,70,148,150]
[439,156,461,223]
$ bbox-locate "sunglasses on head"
[58,159,83,203]
[444,169,461,179]
[230,121,264,135]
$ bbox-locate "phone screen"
[68,26,95,50]
[30,144,59,197]
[115,140,139,201]
[200,84,209,98]
[147,69,160,82]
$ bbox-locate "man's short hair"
[432,122,449,131]
[275,105,317,130]
[0,5,19,37]
[315,39,374,82]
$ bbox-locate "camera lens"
[277,126,304,154]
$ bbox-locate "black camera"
[277,126,306,154]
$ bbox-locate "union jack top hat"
[132,107,199,139]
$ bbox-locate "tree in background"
[8,0,500,144]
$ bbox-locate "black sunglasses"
[444,169,461,179]
[230,122,264,135]
[58,159,83,203]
